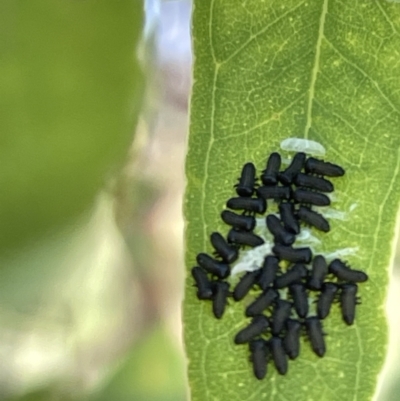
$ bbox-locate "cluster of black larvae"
[191,152,368,380]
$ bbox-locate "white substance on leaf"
[324,247,359,261]
[314,202,358,221]
[295,228,321,244]
[256,217,267,228]
[231,242,273,276]
[314,207,348,221]
[327,192,338,202]
[349,203,358,212]
[280,138,326,156]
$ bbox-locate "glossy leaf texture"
[0,0,143,253]
[184,1,400,401]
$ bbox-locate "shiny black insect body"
[233,271,259,301]
[279,152,306,185]
[257,256,280,291]
[191,266,213,300]
[226,196,266,215]
[234,315,270,344]
[329,259,368,283]
[236,162,256,197]
[266,214,295,245]
[283,319,302,360]
[272,244,312,264]
[271,300,292,335]
[256,185,291,201]
[249,339,269,380]
[289,283,308,318]
[210,232,238,264]
[270,337,288,375]
[317,282,339,319]
[221,210,256,231]
[340,283,358,325]
[305,317,326,357]
[274,263,308,289]
[305,157,345,177]
[196,253,230,279]
[227,229,265,247]
[261,152,281,185]
[308,255,328,290]
[246,288,279,317]
[212,281,230,319]
[293,173,334,193]
[279,202,300,234]
[293,189,331,206]
[297,206,330,232]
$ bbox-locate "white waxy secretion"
[280,138,326,156]
[231,242,273,276]
[324,247,359,260]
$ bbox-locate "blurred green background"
[1,1,400,400]
[0,0,189,400]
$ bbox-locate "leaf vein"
[221,2,306,65]
[324,38,400,116]
[375,0,400,37]
[304,0,328,139]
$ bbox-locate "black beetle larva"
[266,214,295,245]
[212,281,230,319]
[196,253,230,279]
[226,196,267,215]
[340,283,358,325]
[293,189,331,206]
[279,152,306,185]
[236,162,256,197]
[233,271,259,301]
[305,317,326,357]
[227,229,265,247]
[210,232,238,264]
[279,202,300,234]
[221,210,256,231]
[270,337,288,375]
[305,157,345,177]
[256,185,291,201]
[293,173,334,193]
[261,152,281,185]
[317,282,339,319]
[249,339,269,380]
[271,299,293,335]
[273,263,308,289]
[257,255,280,291]
[234,315,270,344]
[272,244,312,264]
[297,206,330,232]
[308,255,328,290]
[289,283,308,318]
[283,319,302,360]
[191,266,214,300]
[245,288,279,317]
[329,259,368,283]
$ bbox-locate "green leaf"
[89,325,187,401]
[183,1,400,401]
[0,0,143,253]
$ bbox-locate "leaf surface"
[184,1,400,401]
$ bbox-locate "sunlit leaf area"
[1,1,400,401]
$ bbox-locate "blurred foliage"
[0,0,144,254]
[89,325,187,401]
[8,325,187,401]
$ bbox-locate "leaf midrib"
[304,0,328,139]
